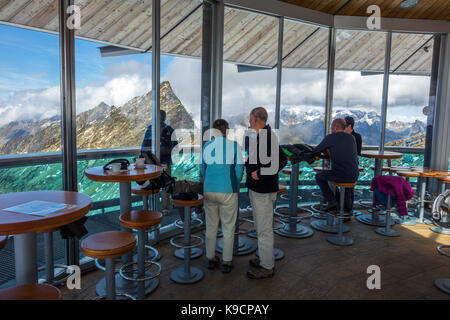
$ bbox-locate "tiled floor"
[60,211,450,300]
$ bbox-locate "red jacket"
[370,175,414,216]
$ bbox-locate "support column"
[324,27,336,137]
[375,31,392,178]
[274,17,284,130]
[201,1,213,143]
[211,0,224,121]
[431,34,450,173]
[59,0,78,267]
[152,0,161,159]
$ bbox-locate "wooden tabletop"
[0,191,92,236]
[361,150,403,159]
[85,164,162,183]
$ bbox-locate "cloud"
[0,61,151,127]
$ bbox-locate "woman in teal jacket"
[201,119,244,273]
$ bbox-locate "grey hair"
[250,107,268,122]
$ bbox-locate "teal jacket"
[201,136,244,194]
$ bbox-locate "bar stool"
[310,167,330,219]
[170,195,205,284]
[173,203,204,260]
[36,227,74,286]
[326,181,356,246]
[396,170,421,225]
[430,179,450,235]
[410,168,438,224]
[132,186,161,260]
[119,210,163,300]
[247,185,286,261]
[374,192,400,237]
[0,283,62,300]
[435,245,450,294]
[280,167,302,201]
[81,231,137,300]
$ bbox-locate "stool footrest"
[170,235,204,249]
[119,260,162,282]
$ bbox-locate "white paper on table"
[3,201,76,217]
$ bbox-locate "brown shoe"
[247,265,274,279]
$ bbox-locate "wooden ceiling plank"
[0,0,32,21]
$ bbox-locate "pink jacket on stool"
[370,175,415,216]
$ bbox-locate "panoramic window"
[0,24,63,193]
[333,29,386,147]
[279,19,329,146]
[221,7,279,142]
[161,0,203,182]
[385,32,433,149]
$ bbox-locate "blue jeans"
[315,171,356,210]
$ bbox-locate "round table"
[84,164,162,298]
[0,191,92,285]
[357,150,402,227]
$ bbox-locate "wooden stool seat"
[0,284,62,300]
[277,185,287,195]
[172,194,204,207]
[331,181,357,188]
[414,171,438,177]
[313,166,329,172]
[119,210,163,230]
[436,176,450,183]
[131,186,160,196]
[81,231,136,260]
[397,171,421,178]
[0,236,7,251]
[282,167,303,175]
[370,166,390,172]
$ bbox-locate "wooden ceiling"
[0,0,435,74]
[279,0,450,20]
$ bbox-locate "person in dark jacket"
[141,109,178,214]
[344,116,362,156]
[245,107,287,280]
[312,118,359,213]
[344,116,362,209]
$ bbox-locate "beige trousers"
[204,192,238,262]
[249,189,277,270]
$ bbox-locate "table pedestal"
[14,233,38,285]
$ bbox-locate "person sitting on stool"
[313,118,359,213]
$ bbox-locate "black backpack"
[136,152,176,191]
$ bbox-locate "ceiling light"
[399,0,419,8]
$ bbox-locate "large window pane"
[333,30,386,147]
[279,20,328,146]
[0,0,62,287]
[222,7,279,138]
[385,33,433,148]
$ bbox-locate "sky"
[0,24,431,128]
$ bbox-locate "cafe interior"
[0,0,449,300]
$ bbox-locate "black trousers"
[315,171,356,211]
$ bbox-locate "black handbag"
[136,152,176,191]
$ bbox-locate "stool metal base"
[434,278,450,295]
[256,248,284,261]
[170,266,204,284]
[276,206,312,221]
[174,247,203,260]
[96,273,159,298]
[274,224,314,239]
[312,212,328,219]
[145,246,160,261]
[327,235,354,246]
[356,214,394,227]
[375,227,400,237]
[395,216,417,226]
[310,219,349,234]
[430,226,450,235]
[280,194,301,201]
[216,236,257,256]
